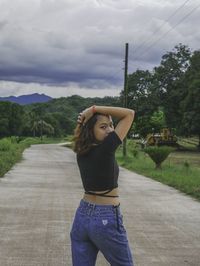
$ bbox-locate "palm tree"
[31,120,54,140]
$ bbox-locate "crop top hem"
[84,188,119,198]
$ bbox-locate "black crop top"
[76,131,122,192]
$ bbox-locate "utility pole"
[123,43,129,157]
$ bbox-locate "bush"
[10,136,18,144]
[0,138,12,151]
[128,140,139,158]
[144,146,174,169]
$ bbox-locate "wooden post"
[123,43,129,157]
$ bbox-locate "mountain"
[0,93,53,105]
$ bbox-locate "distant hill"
[0,93,53,105]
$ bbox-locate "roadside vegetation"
[116,139,200,201]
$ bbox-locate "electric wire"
[134,2,200,62]
[127,1,200,73]
[133,0,191,55]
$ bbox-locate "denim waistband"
[78,199,121,216]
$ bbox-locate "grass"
[116,140,200,201]
[178,136,199,150]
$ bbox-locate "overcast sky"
[0,0,199,98]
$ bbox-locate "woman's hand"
[77,106,94,125]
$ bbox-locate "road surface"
[0,144,200,266]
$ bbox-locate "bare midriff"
[83,187,120,206]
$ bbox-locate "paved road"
[0,144,200,266]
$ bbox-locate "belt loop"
[115,206,120,231]
[88,202,95,216]
[92,203,95,212]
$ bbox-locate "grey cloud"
[0,20,8,30]
[0,0,199,97]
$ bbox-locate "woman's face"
[93,115,114,142]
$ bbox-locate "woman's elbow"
[128,109,135,120]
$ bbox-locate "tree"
[0,118,9,137]
[31,120,54,139]
[180,50,200,148]
[0,102,24,137]
[0,102,11,137]
[150,109,166,133]
[9,103,24,136]
[121,70,156,137]
[153,43,191,131]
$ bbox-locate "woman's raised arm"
[78,106,135,141]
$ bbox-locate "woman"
[70,105,135,266]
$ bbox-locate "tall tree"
[9,103,24,136]
[153,43,191,131]
[0,102,11,137]
[0,102,24,137]
[31,120,54,139]
[121,69,158,137]
[181,50,200,148]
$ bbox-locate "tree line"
[121,43,200,147]
[0,95,119,138]
[0,43,199,147]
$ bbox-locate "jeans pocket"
[94,215,117,239]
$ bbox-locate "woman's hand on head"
[77,106,94,125]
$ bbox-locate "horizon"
[0,92,120,99]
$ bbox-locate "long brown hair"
[73,113,108,155]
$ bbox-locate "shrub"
[144,146,174,169]
[129,140,139,158]
[10,136,18,144]
[183,160,190,168]
[0,138,12,151]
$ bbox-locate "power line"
[105,1,199,85]
[134,2,200,61]
[133,0,191,55]
[128,1,200,73]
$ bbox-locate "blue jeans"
[70,199,134,266]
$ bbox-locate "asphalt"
[0,144,200,266]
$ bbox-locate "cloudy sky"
[0,0,199,98]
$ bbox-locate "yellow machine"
[146,128,178,146]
